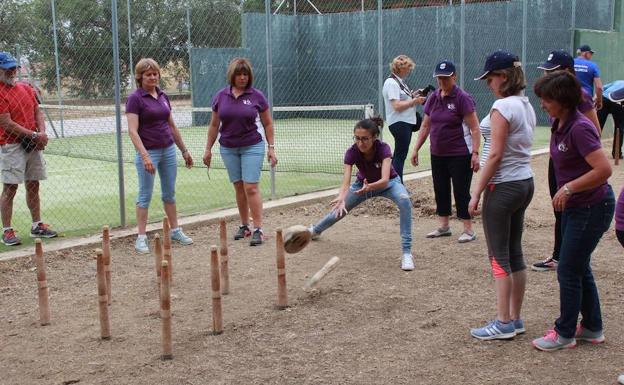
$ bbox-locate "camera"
[415,84,436,97]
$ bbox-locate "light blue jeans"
[220,141,265,183]
[135,144,177,209]
[311,176,413,254]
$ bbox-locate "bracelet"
[268,144,275,149]
[181,148,189,155]
[564,184,573,196]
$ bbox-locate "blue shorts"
[135,144,177,208]
[220,141,265,184]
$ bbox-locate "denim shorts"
[220,141,265,183]
[135,144,177,208]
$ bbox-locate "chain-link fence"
[0,0,617,248]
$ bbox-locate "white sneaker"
[458,231,477,243]
[171,228,193,245]
[426,227,452,238]
[135,235,149,254]
[308,225,320,240]
[401,253,414,271]
[617,374,624,385]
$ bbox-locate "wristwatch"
[31,132,38,140]
[564,184,573,196]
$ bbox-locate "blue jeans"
[220,141,265,183]
[555,185,615,338]
[311,176,412,253]
[135,144,177,209]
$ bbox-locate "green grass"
[0,120,552,252]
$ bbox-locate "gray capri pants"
[482,178,534,278]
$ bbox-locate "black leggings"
[597,99,624,158]
[431,154,473,220]
[617,229,624,248]
[389,121,416,183]
[548,157,562,260]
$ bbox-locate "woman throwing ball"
[309,117,414,271]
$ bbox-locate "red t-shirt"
[0,82,38,144]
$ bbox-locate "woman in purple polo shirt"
[531,71,614,352]
[532,49,601,273]
[410,60,480,243]
[126,58,194,254]
[469,50,535,341]
[308,117,414,271]
[203,58,277,246]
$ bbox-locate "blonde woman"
[126,58,193,254]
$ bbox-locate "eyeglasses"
[353,135,371,143]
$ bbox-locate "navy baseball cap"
[537,50,574,71]
[578,45,595,54]
[433,60,456,77]
[609,87,624,103]
[474,50,521,80]
[0,52,19,70]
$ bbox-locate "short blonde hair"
[226,57,254,89]
[134,58,161,88]
[490,66,526,97]
[389,55,415,74]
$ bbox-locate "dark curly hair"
[354,116,384,137]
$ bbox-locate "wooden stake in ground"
[304,256,341,291]
[153,234,163,286]
[162,216,172,284]
[615,125,621,166]
[96,249,111,340]
[219,218,230,295]
[160,260,173,360]
[34,239,50,326]
[275,229,288,309]
[102,225,112,305]
[210,246,223,334]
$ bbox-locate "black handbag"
[413,111,422,132]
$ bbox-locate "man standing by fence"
[574,45,603,110]
[0,52,57,246]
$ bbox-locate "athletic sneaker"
[458,231,477,243]
[401,253,414,271]
[618,374,624,385]
[171,228,193,245]
[531,256,558,271]
[308,225,320,240]
[135,236,149,254]
[513,319,526,334]
[2,229,21,246]
[575,325,605,344]
[426,227,452,238]
[234,225,251,240]
[250,228,264,246]
[470,320,516,340]
[30,223,58,238]
[532,329,576,351]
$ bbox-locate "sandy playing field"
[1,152,623,385]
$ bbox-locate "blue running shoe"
[513,319,525,334]
[470,320,516,340]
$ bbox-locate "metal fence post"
[127,0,135,90]
[15,44,21,81]
[522,0,527,65]
[265,0,276,200]
[186,8,193,93]
[460,0,465,89]
[570,0,577,53]
[51,0,65,137]
[377,0,383,137]
[112,0,126,227]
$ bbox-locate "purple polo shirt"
[616,187,624,231]
[344,140,398,183]
[423,85,476,156]
[550,110,608,208]
[125,87,174,150]
[212,86,269,148]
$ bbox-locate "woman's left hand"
[354,179,370,195]
[268,148,278,167]
[471,153,480,173]
[468,193,481,217]
[552,186,569,212]
[182,151,193,169]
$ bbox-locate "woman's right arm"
[203,111,220,168]
[127,112,154,174]
[410,114,431,166]
[331,164,353,218]
[390,96,426,113]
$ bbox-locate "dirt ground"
[1,152,624,385]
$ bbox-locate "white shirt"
[488,94,536,184]
[382,76,417,126]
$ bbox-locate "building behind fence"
[0,0,621,248]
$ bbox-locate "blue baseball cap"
[433,60,456,77]
[474,50,521,80]
[609,87,624,103]
[0,52,19,70]
[578,45,595,54]
[537,50,574,71]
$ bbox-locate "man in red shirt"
[0,52,57,246]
